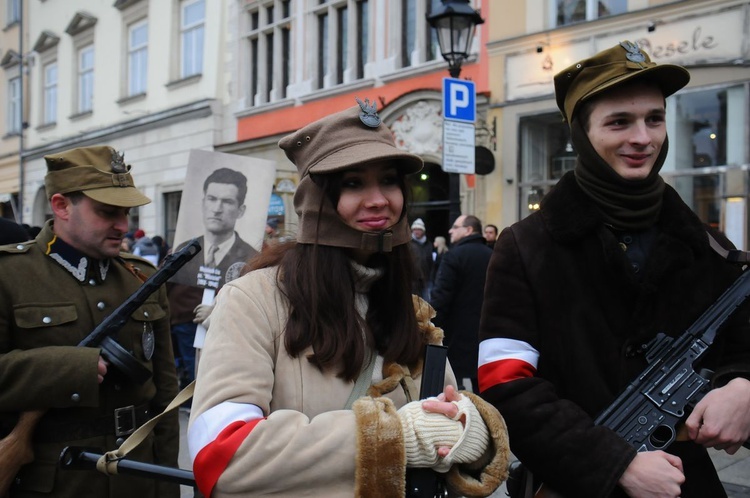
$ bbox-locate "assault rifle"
[0,239,201,498]
[594,267,750,451]
[514,267,750,498]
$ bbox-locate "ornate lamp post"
[427,0,484,78]
[427,0,484,223]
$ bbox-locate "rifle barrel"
[59,446,195,486]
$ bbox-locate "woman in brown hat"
[188,99,509,498]
[478,42,750,497]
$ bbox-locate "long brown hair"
[247,171,422,381]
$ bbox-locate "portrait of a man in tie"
[171,167,258,290]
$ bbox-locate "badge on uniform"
[142,322,155,360]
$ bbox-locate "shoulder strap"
[96,381,195,475]
[344,352,377,410]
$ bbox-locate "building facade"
[486,0,750,249]
[222,0,491,239]
[12,0,237,244]
[0,0,27,221]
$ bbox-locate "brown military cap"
[44,145,151,207]
[554,41,691,123]
[279,99,422,251]
[279,98,423,178]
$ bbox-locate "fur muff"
[445,391,511,497]
[352,396,406,498]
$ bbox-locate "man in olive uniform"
[0,146,179,498]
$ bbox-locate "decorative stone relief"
[390,101,443,156]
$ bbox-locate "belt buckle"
[114,405,137,437]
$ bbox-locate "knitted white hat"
[411,218,426,231]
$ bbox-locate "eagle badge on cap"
[620,41,647,63]
[111,150,127,173]
[356,97,381,128]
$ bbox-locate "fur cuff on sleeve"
[445,391,510,498]
[352,397,406,498]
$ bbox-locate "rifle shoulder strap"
[706,231,750,264]
[96,381,195,476]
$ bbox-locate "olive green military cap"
[44,145,151,207]
[554,41,691,123]
[279,98,423,179]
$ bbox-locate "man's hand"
[685,377,750,454]
[97,356,108,384]
[193,304,214,324]
[618,451,684,498]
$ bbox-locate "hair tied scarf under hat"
[571,117,666,231]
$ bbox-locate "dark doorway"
[408,161,451,242]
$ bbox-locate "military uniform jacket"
[478,172,750,497]
[0,221,179,498]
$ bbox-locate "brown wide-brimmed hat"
[44,145,150,207]
[279,99,422,251]
[554,41,691,123]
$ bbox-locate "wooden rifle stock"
[0,240,200,497]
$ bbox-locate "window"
[181,0,205,78]
[318,12,329,88]
[78,45,94,113]
[402,0,416,67]
[128,20,148,96]
[356,0,368,78]
[336,7,348,84]
[311,0,370,90]
[554,0,627,27]
[518,112,572,219]
[426,0,441,61]
[398,0,440,69]
[6,0,20,25]
[43,62,58,125]
[246,0,291,106]
[7,76,21,134]
[664,86,745,231]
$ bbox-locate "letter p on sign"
[443,78,476,123]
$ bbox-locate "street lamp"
[427,0,484,225]
[426,0,484,78]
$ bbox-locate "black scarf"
[571,117,667,231]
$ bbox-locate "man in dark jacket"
[430,214,492,392]
[478,41,750,498]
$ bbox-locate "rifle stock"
[0,239,200,497]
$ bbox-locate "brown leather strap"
[117,257,150,283]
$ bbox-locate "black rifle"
[80,239,202,384]
[405,344,449,498]
[595,268,750,451]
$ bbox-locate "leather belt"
[33,404,151,443]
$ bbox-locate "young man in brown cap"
[478,42,750,497]
[0,146,179,498]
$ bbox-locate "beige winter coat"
[189,264,509,497]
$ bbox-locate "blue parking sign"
[443,78,476,123]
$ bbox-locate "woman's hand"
[422,385,464,457]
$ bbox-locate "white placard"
[442,120,475,174]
